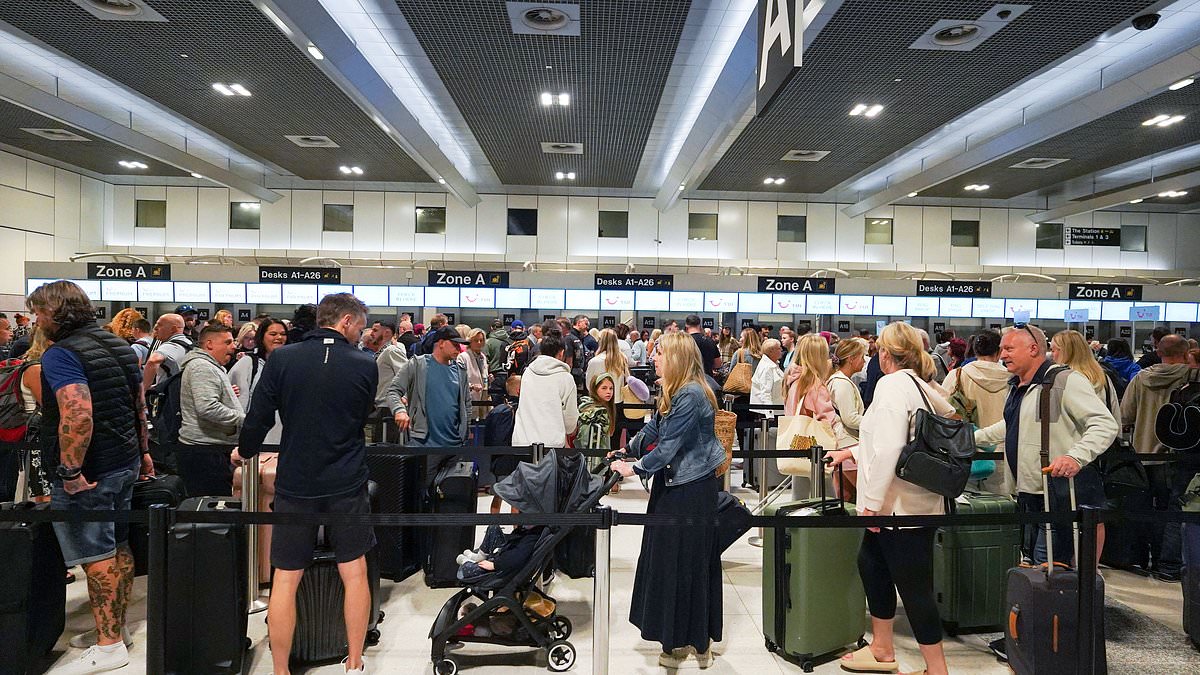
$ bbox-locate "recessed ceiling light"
[1169,77,1195,91]
[118,160,148,169]
[260,5,292,36]
[339,166,352,175]
[964,184,990,191]
[190,172,204,179]
[849,104,868,116]
[437,177,446,184]
[907,191,918,197]
[1129,198,1143,204]
[558,93,570,106]
[678,184,685,191]
[229,84,252,97]
[540,92,554,106]
[566,172,576,180]
[351,166,363,175]
[212,83,235,96]
[179,53,188,58]
[554,171,565,180]
[1157,114,1186,127]
[307,44,324,60]
[864,104,884,117]
[763,178,774,185]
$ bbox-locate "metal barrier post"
[242,453,268,613]
[722,395,736,492]
[593,506,614,675]
[757,416,770,504]
[1077,507,1100,675]
[146,503,171,675]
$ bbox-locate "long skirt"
[629,473,722,652]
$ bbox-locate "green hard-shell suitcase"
[932,491,1020,634]
[762,451,866,672]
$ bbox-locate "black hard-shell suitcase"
[1004,472,1106,675]
[1184,522,1200,646]
[715,491,753,553]
[131,473,186,576]
[424,460,477,588]
[0,502,66,673]
[165,497,248,674]
[365,445,423,581]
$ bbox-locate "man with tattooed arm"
[27,281,152,674]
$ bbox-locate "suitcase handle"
[1009,605,1019,643]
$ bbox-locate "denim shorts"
[51,461,139,567]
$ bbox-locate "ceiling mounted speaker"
[284,135,340,148]
[21,128,90,142]
[70,0,167,21]
[1009,157,1070,169]
[540,142,584,154]
[910,4,1030,52]
[781,150,830,162]
[507,2,580,36]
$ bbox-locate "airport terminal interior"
[4,0,1200,673]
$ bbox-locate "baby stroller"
[428,449,619,674]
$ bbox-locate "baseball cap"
[511,319,524,329]
[174,304,198,316]
[431,325,469,344]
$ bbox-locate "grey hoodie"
[386,354,470,445]
[179,349,245,445]
[1121,362,1192,456]
[944,360,1013,493]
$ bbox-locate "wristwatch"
[56,464,83,481]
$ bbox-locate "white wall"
[97,185,1200,277]
[0,150,106,304]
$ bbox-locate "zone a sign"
[1068,284,1142,301]
[87,262,170,280]
[427,270,509,288]
[757,276,836,294]
[757,0,803,114]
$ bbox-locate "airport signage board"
[594,273,673,290]
[260,266,340,284]
[1069,284,1142,301]
[642,317,655,329]
[702,317,715,330]
[756,0,803,115]
[916,280,992,298]
[87,262,170,280]
[757,276,836,294]
[1067,227,1120,247]
[428,270,509,288]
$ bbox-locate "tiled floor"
[45,471,1192,675]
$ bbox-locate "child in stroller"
[456,524,543,584]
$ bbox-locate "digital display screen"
[669,292,703,313]
[600,290,635,311]
[636,291,670,312]
[246,283,282,305]
[1004,298,1036,319]
[210,283,246,304]
[352,285,389,307]
[565,290,600,310]
[1166,303,1198,323]
[136,282,174,302]
[971,298,1005,318]
[459,288,496,308]
[771,294,805,314]
[101,280,137,302]
[173,282,210,303]
[282,284,316,305]
[317,285,353,300]
[1034,300,1069,321]
[873,296,906,316]
[1101,301,1132,322]
[806,295,839,315]
[738,293,771,314]
[906,297,939,317]
[530,289,565,309]
[703,292,739,312]
[495,288,531,308]
[389,286,424,307]
[939,297,972,318]
[840,295,873,316]
[423,286,460,307]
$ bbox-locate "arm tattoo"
[135,387,149,452]
[57,383,94,469]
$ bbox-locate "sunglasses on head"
[1013,322,1040,344]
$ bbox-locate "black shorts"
[270,485,376,571]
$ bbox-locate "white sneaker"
[342,656,367,674]
[68,627,134,649]
[48,643,130,674]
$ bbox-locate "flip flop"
[840,646,899,673]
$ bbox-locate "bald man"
[1120,332,1193,581]
[976,324,1116,569]
[142,313,193,392]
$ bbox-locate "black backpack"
[1156,369,1200,452]
[147,360,196,446]
[1099,361,1128,399]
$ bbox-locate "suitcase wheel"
[801,660,814,673]
[366,628,381,646]
[764,639,777,653]
[435,657,458,675]
[546,640,576,673]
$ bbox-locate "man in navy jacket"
[234,293,377,675]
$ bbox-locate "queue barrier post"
[1077,507,1101,675]
[593,506,615,675]
[242,453,268,614]
[146,503,172,675]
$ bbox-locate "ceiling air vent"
[507,2,581,36]
[69,0,167,21]
[21,128,90,142]
[541,142,583,154]
[284,135,340,148]
[781,150,830,162]
[1010,157,1070,169]
[910,4,1030,52]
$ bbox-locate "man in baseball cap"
[385,325,470,471]
[174,304,200,342]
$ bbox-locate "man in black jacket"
[234,293,377,675]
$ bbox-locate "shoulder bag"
[894,373,975,498]
[776,406,837,477]
[723,349,754,395]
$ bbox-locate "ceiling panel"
[0,0,432,182]
[0,99,189,177]
[699,0,1161,194]
[921,85,1200,199]
[394,0,691,188]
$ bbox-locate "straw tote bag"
[775,411,837,476]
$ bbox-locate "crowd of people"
[3,282,1198,674]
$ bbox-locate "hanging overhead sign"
[87,262,170,280]
[428,270,509,288]
[594,273,673,290]
[1069,284,1142,301]
[756,0,803,114]
[1067,227,1120,247]
[260,266,340,284]
[915,280,992,298]
[757,276,836,294]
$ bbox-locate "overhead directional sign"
[756,0,803,114]
[1129,305,1160,322]
[428,270,509,288]
[260,266,340,284]
[757,276,836,294]
[1069,284,1142,301]
[87,262,170,280]
[916,280,992,298]
[1067,227,1120,247]
[1064,309,1089,323]
[594,273,673,290]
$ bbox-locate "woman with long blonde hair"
[586,328,632,394]
[784,333,856,498]
[611,333,726,667]
[646,328,664,370]
[1051,329,1121,422]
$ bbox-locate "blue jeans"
[51,461,139,566]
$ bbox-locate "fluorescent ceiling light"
[339,165,352,174]
[350,166,363,175]
[190,172,204,179]
[964,184,990,191]
[678,184,685,191]
[260,4,292,36]
[228,84,252,97]
[1156,115,1186,127]
[1143,114,1170,126]
[437,177,446,184]
[118,160,148,169]
[864,104,884,118]
[239,202,261,210]
[557,93,570,106]
[540,92,554,106]
[1169,77,1195,91]
[307,44,324,60]
[1129,198,1143,204]
[212,83,235,96]
[1159,190,1188,198]
[849,104,868,116]
[907,191,918,197]
[763,177,774,184]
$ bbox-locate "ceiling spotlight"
[339,166,352,175]
[1157,114,1186,127]
[229,84,252,96]
[558,93,570,106]
[849,104,868,116]
[864,104,884,118]
[964,184,990,191]
[907,191,918,197]
[1129,198,1144,204]
[678,184,685,191]
[540,92,554,106]
[1169,77,1195,91]
[437,177,446,184]
[555,171,565,180]
[566,172,576,180]
[350,166,363,175]
[212,83,235,96]
[307,43,324,60]
[190,172,204,179]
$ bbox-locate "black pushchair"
[428,449,618,674]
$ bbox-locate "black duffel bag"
[895,373,975,499]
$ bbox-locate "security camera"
[1132,13,1160,30]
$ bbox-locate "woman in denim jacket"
[611,332,727,668]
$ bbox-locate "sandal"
[65,569,76,584]
[840,645,899,673]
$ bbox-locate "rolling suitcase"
[165,497,248,674]
[763,453,866,672]
[290,482,384,665]
[130,473,185,576]
[0,502,66,673]
[1004,471,1106,675]
[932,491,1020,634]
[366,445,423,582]
[1185,522,1200,647]
[424,460,478,588]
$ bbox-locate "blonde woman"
[1051,330,1121,424]
[456,328,490,415]
[827,338,868,440]
[835,322,952,675]
[586,328,632,395]
[785,333,856,498]
[235,322,257,354]
[611,332,726,668]
[646,328,664,370]
[214,309,234,328]
[732,327,764,371]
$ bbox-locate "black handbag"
[895,374,975,499]
[1091,440,1149,497]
